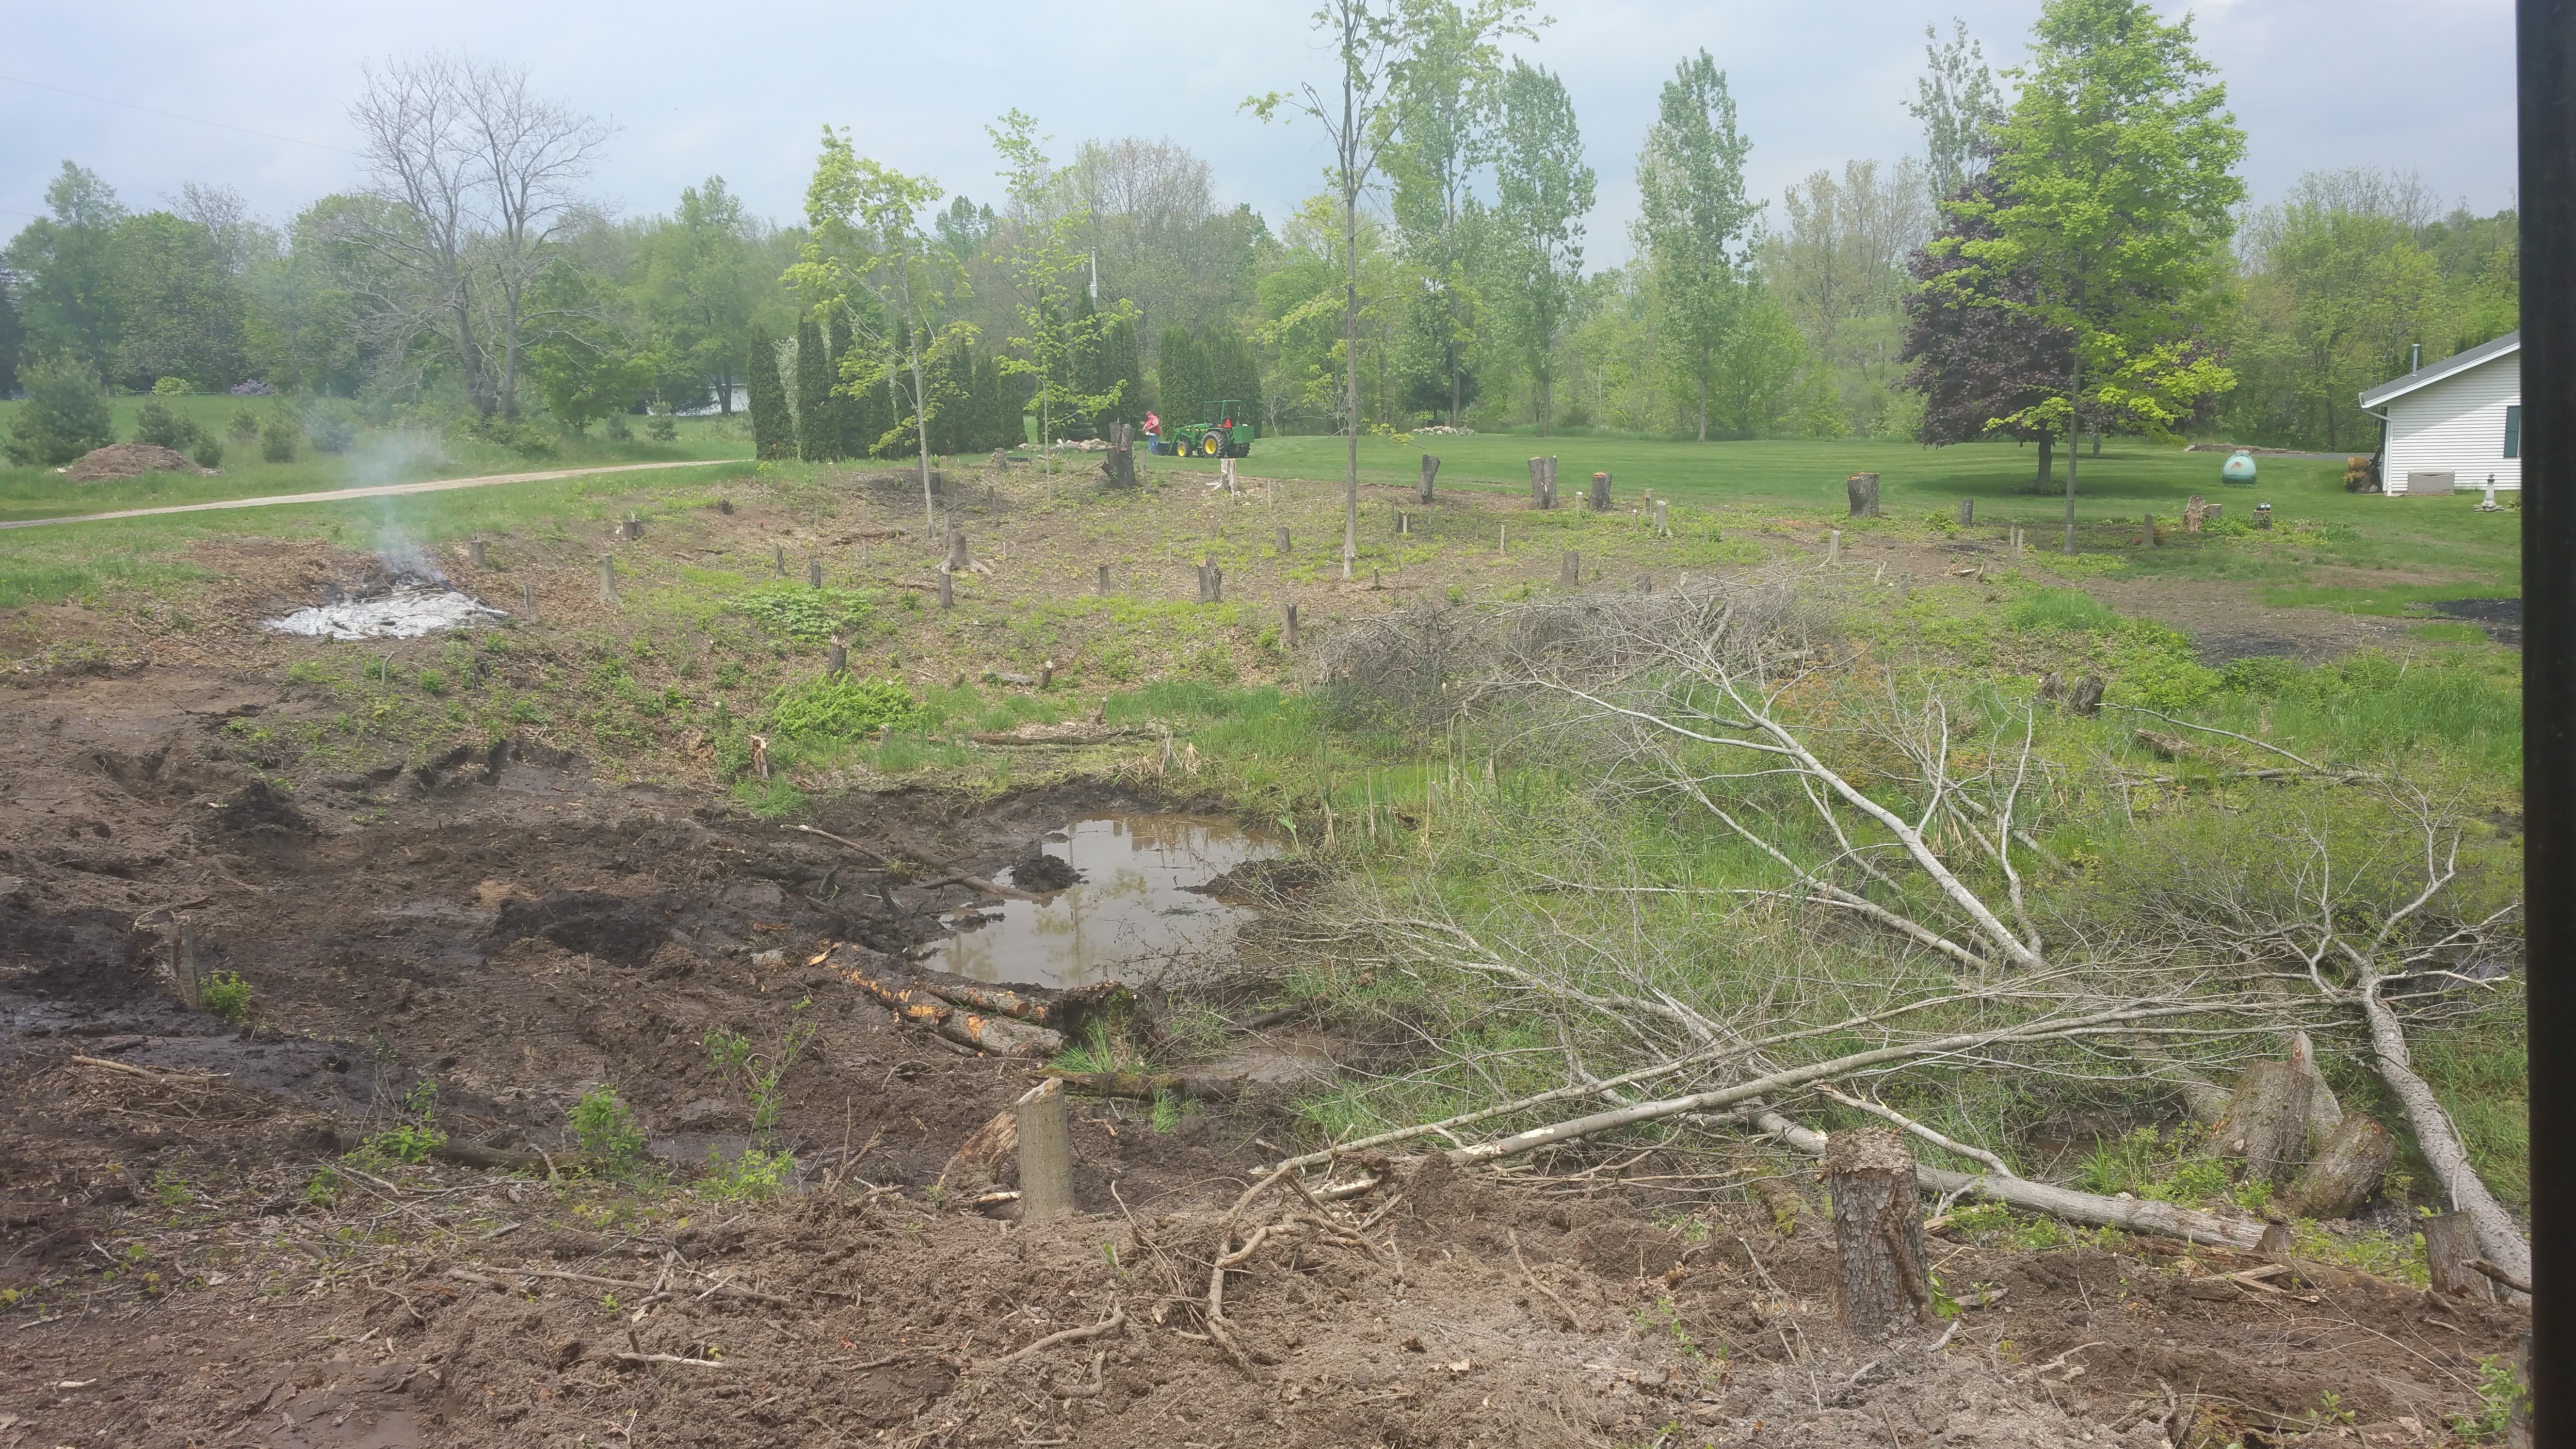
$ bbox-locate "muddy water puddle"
[917,815,1281,988]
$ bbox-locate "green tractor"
[1164,399,1255,458]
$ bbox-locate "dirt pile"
[66,442,206,482]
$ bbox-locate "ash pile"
[263,551,509,640]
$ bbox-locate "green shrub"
[191,438,224,469]
[735,585,880,643]
[227,409,261,440]
[3,355,115,466]
[570,1083,651,1175]
[201,970,253,1022]
[151,376,191,396]
[765,674,920,740]
[304,403,357,454]
[416,668,449,696]
[604,412,633,441]
[646,408,678,443]
[132,398,203,451]
[259,411,300,463]
[699,1146,795,1200]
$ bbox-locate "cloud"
[0,0,2515,256]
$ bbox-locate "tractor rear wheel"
[1201,435,1224,457]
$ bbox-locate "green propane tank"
[2222,448,2257,484]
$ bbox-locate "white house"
[2359,331,2522,495]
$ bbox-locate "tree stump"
[937,571,953,610]
[2214,1059,2317,1185]
[2283,1114,2394,1220]
[598,555,618,601]
[808,560,823,588]
[930,468,945,497]
[1284,603,1299,651]
[1016,1079,1074,1224]
[1529,456,1558,510]
[1654,500,1669,537]
[467,539,488,568]
[1846,473,1880,518]
[1827,529,1841,563]
[1590,470,1610,512]
[1419,453,1440,502]
[2064,675,2104,716]
[946,526,969,573]
[2143,513,2159,547]
[773,542,787,576]
[1957,498,1973,526]
[826,640,847,678]
[2183,494,2209,532]
[1277,527,1291,557]
[1823,1128,1933,1341]
[1560,551,1580,587]
[1101,423,1137,488]
[521,581,535,620]
[2424,1210,2494,1301]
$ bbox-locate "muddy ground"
[0,661,2525,1449]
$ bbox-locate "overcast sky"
[0,0,2517,261]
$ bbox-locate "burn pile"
[262,549,507,640]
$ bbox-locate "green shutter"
[2505,404,2522,460]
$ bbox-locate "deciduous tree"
[1489,59,1594,435]
[1634,50,1757,442]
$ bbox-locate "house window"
[2505,404,2522,459]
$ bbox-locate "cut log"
[1823,1128,1933,1340]
[2136,729,2225,765]
[1751,1175,1808,1239]
[2282,1114,2394,1220]
[828,955,1066,1058]
[1754,1109,2267,1251]
[2213,1059,2315,1185]
[2423,1210,2494,1302]
[1017,1079,1074,1223]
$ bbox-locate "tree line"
[0,10,2518,468]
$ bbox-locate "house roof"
[2360,330,2520,409]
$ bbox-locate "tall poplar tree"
[1634,51,1758,442]
[1489,59,1593,435]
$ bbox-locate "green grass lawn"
[1188,432,2521,610]
[0,393,753,524]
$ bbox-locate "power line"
[0,73,362,157]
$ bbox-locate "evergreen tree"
[1202,327,1263,427]
[794,314,832,461]
[0,273,23,398]
[1157,325,1205,422]
[745,322,790,459]
[1095,315,1144,431]
[822,305,865,460]
[2,354,114,466]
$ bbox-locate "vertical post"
[1561,551,1580,587]
[1528,456,1547,509]
[520,580,535,620]
[2144,513,2159,548]
[1828,530,1841,563]
[1958,498,1973,527]
[1419,453,1440,502]
[827,640,847,677]
[1654,500,1669,537]
[1498,523,1507,558]
[1015,1079,1073,1224]
[1277,526,1291,556]
[1825,1127,1931,1341]
[937,571,953,610]
[774,542,786,576]
[1097,563,1111,596]
[1284,602,1299,651]
[808,560,823,588]
[598,556,617,601]
[1590,470,1610,512]
[2522,7,2576,1425]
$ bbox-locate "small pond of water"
[914,815,1281,989]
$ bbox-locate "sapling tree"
[793,128,979,530]
[1247,1,1416,578]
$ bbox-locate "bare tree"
[346,54,613,419]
